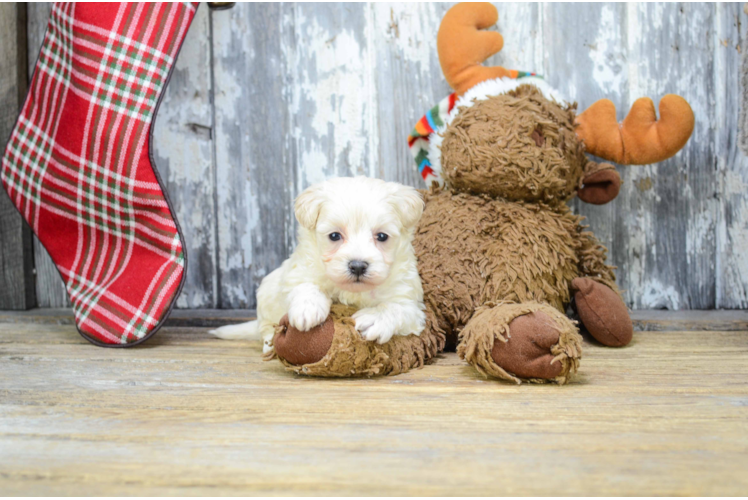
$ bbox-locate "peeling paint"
[25,2,748,311]
[640,281,682,310]
[289,6,373,187]
[589,5,626,96]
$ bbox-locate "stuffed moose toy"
[268,2,695,383]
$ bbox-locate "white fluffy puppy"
[210,176,426,353]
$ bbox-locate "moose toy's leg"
[458,302,582,384]
[573,231,634,347]
[269,304,444,377]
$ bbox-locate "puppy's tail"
[208,320,261,340]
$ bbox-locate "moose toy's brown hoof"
[572,277,633,347]
[272,314,335,366]
[492,312,564,379]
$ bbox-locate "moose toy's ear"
[578,163,621,205]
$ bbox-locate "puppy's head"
[295,176,423,293]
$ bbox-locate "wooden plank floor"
[1,315,748,495]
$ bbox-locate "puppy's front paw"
[353,308,396,344]
[287,286,331,331]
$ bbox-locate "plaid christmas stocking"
[1,3,198,346]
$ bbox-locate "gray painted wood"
[26,2,68,308]
[544,2,627,303]
[0,3,35,310]
[717,2,748,308]
[152,5,218,309]
[211,3,296,308]
[4,2,748,311]
[4,307,748,332]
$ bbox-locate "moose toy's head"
[411,2,695,206]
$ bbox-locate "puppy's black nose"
[348,260,369,278]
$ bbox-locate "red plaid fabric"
[1,3,198,346]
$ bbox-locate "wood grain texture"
[0,2,35,310]
[5,2,748,311]
[187,2,748,310]
[4,307,748,332]
[25,2,68,309]
[211,3,296,308]
[152,5,218,309]
[620,3,717,310]
[717,3,748,307]
[1,319,748,495]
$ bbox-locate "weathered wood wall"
[0,3,34,310]
[8,2,748,310]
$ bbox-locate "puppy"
[210,176,426,353]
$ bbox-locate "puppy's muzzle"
[348,260,369,279]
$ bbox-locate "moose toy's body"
[267,2,694,384]
[412,80,636,384]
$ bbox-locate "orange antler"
[437,2,513,96]
[575,95,695,165]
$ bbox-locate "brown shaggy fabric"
[267,304,445,378]
[413,84,628,384]
[440,85,588,204]
[414,187,613,342]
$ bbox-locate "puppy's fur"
[210,176,426,353]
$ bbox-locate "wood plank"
[613,3,718,309]
[1,321,747,495]
[369,3,451,187]
[541,3,720,310]
[741,3,748,156]
[211,3,296,309]
[152,5,217,309]
[0,2,35,310]
[25,2,69,309]
[4,308,748,332]
[11,2,748,312]
[543,3,626,284]
[716,2,748,307]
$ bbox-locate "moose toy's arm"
[571,230,634,347]
[574,226,618,293]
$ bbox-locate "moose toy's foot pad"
[459,302,582,384]
[492,312,565,380]
[0,3,198,346]
[572,277,633,347]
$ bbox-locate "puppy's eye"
[329,232,342,242]
[376,233,389,242]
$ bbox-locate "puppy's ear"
[388,184,424,229]
[294,184,326,230]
